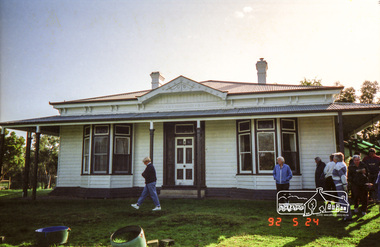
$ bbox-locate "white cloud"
[243,6,253,13]
[234,11,244,18]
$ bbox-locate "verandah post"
[338,112,344,154]
[150,121,154,163]
[196,120,202,199]
[23,132,32,198]
[32,127,41,200]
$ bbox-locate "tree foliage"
[299,77,322,86]
[36,135,59,189]
[359,81,378,104]
[1,129,25,187]
[335,87,357,103]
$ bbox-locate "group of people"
[273,149,380,220]
[314,148,380,218]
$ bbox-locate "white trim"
[7,110,380,130]
[281,119,296,131]
[109,125,114,174]
[257,119,275,130]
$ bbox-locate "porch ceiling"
[342,113,380,138]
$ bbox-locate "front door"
[175,137,194,185]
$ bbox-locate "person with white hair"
[332,152,352,221]
[273,156,293,193]
[131,157,161,211]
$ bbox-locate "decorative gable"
[137,76,228,104]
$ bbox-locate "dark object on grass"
[35,226,70,246]
[159,239,175,246]
[110,225,146,247]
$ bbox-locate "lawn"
[0,189,379,246]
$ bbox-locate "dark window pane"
[115,125,130,135]
[282,133,296,152]
[175,124,194,134]
[258,132,275,151]
[95,125,109,135]
[259,152,275,170]
[186,169,192,180]
[239,134,251,152]
[283,152,297,172]
[115,137,129,154]
[94,136,108,153]
[282,120,295,130]
[84,126,90,136]
[177,139,184,145]
[113,154,130,173]
[94,155,108,172]
[84,138,90,155]
[186,139,192,145]
[241,153,252,171]
[257,120,274,130]
[186,148,192,163]
[177,169,183,179]
[83,156,89,172]
[239,121,250,132]
[177,148,184,164]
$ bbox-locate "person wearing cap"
[362,148,380,203]
[315,157,326,189]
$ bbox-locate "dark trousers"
[352,185,368,212]
[276,183,290,203]
[324,176,337,201]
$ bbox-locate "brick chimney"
[256,58,268,84]
[150,71,165,89]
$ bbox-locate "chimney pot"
[150,71,165,89]
[256,58,268,84]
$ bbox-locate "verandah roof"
[1,102,380,137]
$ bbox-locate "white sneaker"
[362,212,367,216]
[354,208,359,213]
[131,203,139,210]
[152,206,161,211]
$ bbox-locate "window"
[256,119,276,172]
[82,126,91,174]
[281,119,299,173]
[175,124,194,134]
[93,125,109,174]
[237,120,252,173]
[113,125,132,174]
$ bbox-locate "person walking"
[131,157,161,211]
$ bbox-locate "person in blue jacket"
[273,156,293,193]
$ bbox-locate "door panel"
[175,137,194,185]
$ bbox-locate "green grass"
[0,190,379,246]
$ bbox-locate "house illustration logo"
[276,187,349,217]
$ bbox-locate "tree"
[0,129,25,188]
[300,77,322,86]
[359,81,378,104]
[335,82,357,103]
[32,134,59,189]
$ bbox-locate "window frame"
[236,120,253,174]
[112,124,133,174]
[255,119,278,174]
[91,124,110,174]
[82,125,91,174]
[280,118,300,174]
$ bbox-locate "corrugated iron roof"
[50,80,343,105]
[2,103,380,126]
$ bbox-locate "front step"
[159,189,205,198]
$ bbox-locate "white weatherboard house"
[2,59,380,199]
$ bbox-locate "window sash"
[257,131,276,172]
[238,132,252,173]
[257,119,275,130]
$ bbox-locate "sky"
[1,0,380,124]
